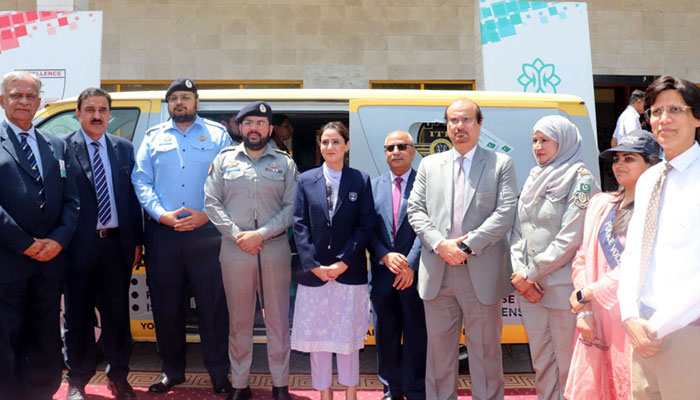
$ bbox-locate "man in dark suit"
[0,71,80,400]
[62,88,143,400]
[368,130,426,400]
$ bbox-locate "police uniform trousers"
[519,296,576,400]
[219,234,291,388]
[63,233,132,386]
[0,267,63,400]
[423,264,504,400]
[144,218,230,380]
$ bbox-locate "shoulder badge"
[208,162,214,175]
[578,168,591,176]
[574,191,590,209]
[274,148,291,157]
[219,146,237,154]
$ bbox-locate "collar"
[453,145,476,162]
[390,169,411,184]
[166,115,205,135]
[5,119,35,140]
[80,129,107,148]
[667,142,700,174]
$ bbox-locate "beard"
[243,132,270,151]
[170,109,196,123]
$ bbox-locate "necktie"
[91,142,112,226]
[392,176,403,238]
[19,132,46,209]
[637,162,673,298]
[450,155,465,239]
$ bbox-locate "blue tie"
[91,141,112,226]
[19,132,46,209]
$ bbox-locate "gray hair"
[1,71,42,94]
[629,89,645,104]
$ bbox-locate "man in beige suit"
[407,98,518,400]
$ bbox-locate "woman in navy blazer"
[291,121,375,400]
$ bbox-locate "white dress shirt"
[82,130,119,229]
[612,105,642,141]
[6,119,44,178]
[389,169,412,209]
[618,142,700,339]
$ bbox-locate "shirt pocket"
[189,140,215,163]
[223,169,247,181]
[152,143,179,165]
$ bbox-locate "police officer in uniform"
[204,101,297,400]
[131,78,232,395]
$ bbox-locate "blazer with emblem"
[367,169,422,291]
[292,165,376,287]
[0,122,80,283]
[64,130,143,269]
[407,145,518,304]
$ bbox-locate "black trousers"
[0,270,63,400]
[63,233,132,386]
[144,218,230,379]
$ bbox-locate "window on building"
[101,80,304,92]
[370,80,474,90]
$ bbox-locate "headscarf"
[519,115,585,209]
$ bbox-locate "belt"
[640,303,700,326]
[96,228,120,238]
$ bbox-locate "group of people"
[0,71,697,400]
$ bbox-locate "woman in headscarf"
[565,129,661,400]
[510,115,600,400]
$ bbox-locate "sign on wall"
[0,11,102,110]
[479,1,596,132]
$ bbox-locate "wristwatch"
[458,241,473,255]
[576,289,590,304]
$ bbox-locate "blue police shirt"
[132,115,231,221]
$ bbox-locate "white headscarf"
[519,115,585,209]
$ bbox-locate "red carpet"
[53,371,536,399]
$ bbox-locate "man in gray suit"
[407,98,518,400]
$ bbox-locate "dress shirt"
[431,146,475,251]
[618,142,700,339]
[612,105,641,141]
[323,162,342,218]
[6,119,44,178]
[81,130,119,229]
[132,116,231,221]
[389,169,412,210]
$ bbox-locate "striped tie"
[19,132,46,209]
[91,142,112,226]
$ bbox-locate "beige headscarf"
[519,115,585,209]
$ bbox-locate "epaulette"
[577,167,591,176]
[203,119,227,131]
[274,149,292,158]
[219,146,237,153]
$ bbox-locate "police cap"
[600,129,661,159]
[165,78,197,101]
[235,101,273,124]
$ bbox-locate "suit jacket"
[407,146,518,304]
[292,166,376,287]
[64,130,143,269]
[0,122,80,283]
[367,169,422,292]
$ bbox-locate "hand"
[23,239,46,258]
[325,261,349,280]
[569,287,593,313]
[173,208,210,232]
[511,271,534,294]
[577,313,596,340]
[312,266,333,281]
[381,252,409,274]
[32,238,62,262]
[623,317,664,358]
[132,245,143,268]
[393,267,415,290]
[158,208,183,227]
[436,234,469,266]
[235,231,264,255]
[521,284,543,303]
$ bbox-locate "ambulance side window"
[38,108,141,141]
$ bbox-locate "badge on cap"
[349,192,358,202]
[185,79,193,88]
[197,136,207,142]
[259,104,266,113]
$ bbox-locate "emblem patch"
[349,192,358,202]
[574,191,589,209]
[579,183,591,193]
[185,79,193,88]
[259,104,266,113]
[197,136,207,142]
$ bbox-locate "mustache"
[91,119,103,123]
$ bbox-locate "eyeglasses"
[447,116,476,126]
[578,337,610,351]
[167,94,194,103]
[384,143,414,152]
[646,104,693,118]
[241,120,268,128]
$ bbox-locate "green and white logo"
[517,57,561,93]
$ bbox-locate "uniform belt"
[96,228,119,238]
[640,303,700,326]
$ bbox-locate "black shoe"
[227,386,252,400]
[108,379,136,399]
[148,373,186,393]
[272,385,291,400]
[66,384,86,400]
[212,376,233,394]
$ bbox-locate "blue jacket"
[292,166,375,287]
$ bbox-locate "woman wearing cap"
[565,129,661,400]
[291,121,375,400]
[510,115,600,400]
